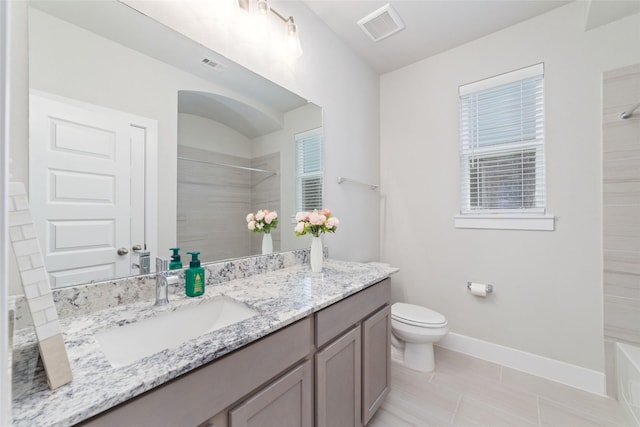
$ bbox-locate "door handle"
[132,244,142,251]
[117,247,129,256]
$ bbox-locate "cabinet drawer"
[315,278,390,348]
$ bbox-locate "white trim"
[459,63,544,96]
[438,332,606,396]
[455,214,555,231]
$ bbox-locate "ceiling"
[303,0,575,74]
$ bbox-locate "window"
[296,128,323,212]
[457,63,553,230]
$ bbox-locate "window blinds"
[459,64,545,214]
[296,129,323,212]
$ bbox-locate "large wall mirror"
[26,0,322,288]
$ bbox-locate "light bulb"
[286,18,303,58]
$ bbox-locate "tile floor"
[369,346,631,427]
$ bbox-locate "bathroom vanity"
[12,257,395,426]
[82,278,390,427]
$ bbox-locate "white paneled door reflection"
[29,92,156,288]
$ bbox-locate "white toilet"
[391,302,449,372]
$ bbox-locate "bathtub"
[617,342,640,426]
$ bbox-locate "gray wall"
[603,63,640,396]
[380,2,640,374]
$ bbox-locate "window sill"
[454,214,555,231]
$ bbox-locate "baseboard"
[437,332,606,396]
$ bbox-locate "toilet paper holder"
[467,282,493,293]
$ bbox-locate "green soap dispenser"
[185,251,205,297]
[169,247,182,270]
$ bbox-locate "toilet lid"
[392,303,447,327]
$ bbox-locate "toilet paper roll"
[469,282,488,297]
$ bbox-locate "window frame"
[295,127,323,213]
[456,63,554,231]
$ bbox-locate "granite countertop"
[12,259,396,426]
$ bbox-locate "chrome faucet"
[155,257,179,306]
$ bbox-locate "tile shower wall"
[177,145,281,262]
[177,145,252,261]
[250,152,281,254]
[603,63,640,397]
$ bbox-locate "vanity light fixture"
[236,0,303,57]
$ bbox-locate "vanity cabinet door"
[229,361,312,427]
[316,326,362,427]
[362,305,391,425]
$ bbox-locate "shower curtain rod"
[620,102,640,119]
[178,156,278,175]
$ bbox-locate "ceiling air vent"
[201,57,227,72]
[357,3,405,42]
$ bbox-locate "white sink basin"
[94,296,258,368]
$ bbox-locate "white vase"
[310,235,323,273]
[262,232,273,255]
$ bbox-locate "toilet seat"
[392,303,447,328]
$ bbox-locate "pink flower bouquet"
[246,209,279,233]
[294,208,339,238]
